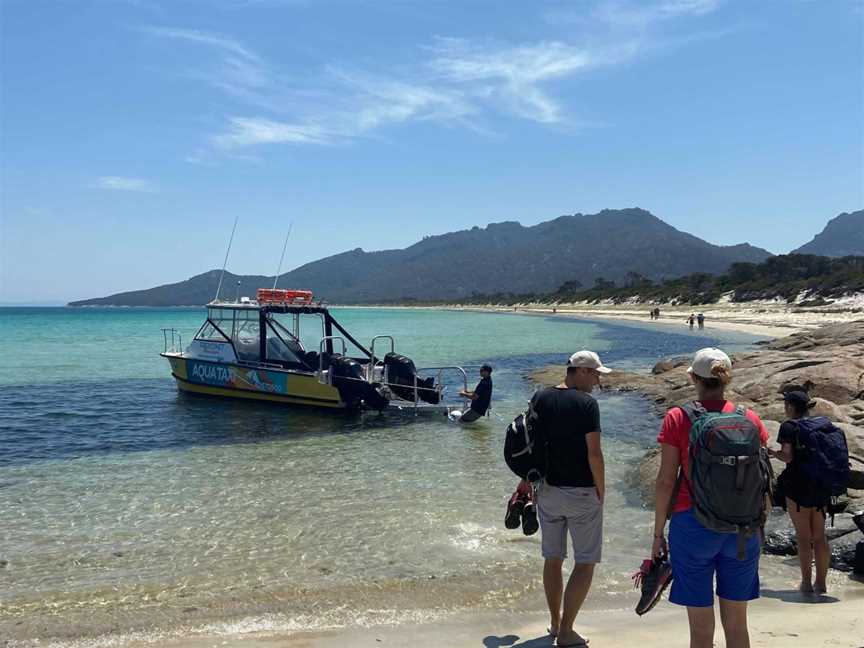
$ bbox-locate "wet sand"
[138,577,864,647]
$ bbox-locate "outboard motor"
[383,352,440,404]
[329,355,389,410]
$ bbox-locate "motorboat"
[160,289,469,412]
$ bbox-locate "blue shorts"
[668,509,761,607]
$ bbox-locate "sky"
[1,0,862,304]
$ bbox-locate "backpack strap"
[736,528,746,560]
[679,401,705,424]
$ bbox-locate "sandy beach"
[451,297,864,339]
[349,295,864,339]
[121,576,864,647]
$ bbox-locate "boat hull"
[163,354,345,409]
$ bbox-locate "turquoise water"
[0,307,766,645]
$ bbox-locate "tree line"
[381,255,864,307]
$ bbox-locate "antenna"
[272,222,294,290]
[214,214,239,302]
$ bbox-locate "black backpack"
[682,402,772,559]
[794,416,850,497]
[503,400,547,482]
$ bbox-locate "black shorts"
[460,409,483,423]
[777,469,829,511]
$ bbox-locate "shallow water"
[0,307,771,644]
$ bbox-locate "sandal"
[505,491,525,529]
[633,554,673,616]
[521,501,538,536]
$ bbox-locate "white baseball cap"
[687,347,732,379]
[567,350,612,374]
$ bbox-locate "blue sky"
[1,0,862,303]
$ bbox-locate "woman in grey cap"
[769,388,830,594]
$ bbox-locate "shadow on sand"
[482,633,556,647]
[760,588,840,604]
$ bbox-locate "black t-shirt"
[530,386,601,487]
[471,377,492,415]
[777,420,809,475]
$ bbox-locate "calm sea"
[0,307,767,645]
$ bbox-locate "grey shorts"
[536,483,603,563]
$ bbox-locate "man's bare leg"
[556,563,595,646]
[543,558,563,635]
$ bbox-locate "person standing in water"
[458,364,493,423]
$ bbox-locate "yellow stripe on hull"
[163,354,345,409]
[175,379,346,408]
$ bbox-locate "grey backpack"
[683,402,771,559]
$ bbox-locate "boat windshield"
[265,319,307,366]
[196,320,230,342]
[230,309,260,362]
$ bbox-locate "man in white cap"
[530,349,611,647]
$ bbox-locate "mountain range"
[68,208,862,306]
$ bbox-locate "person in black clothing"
[768,388,829,593]
[529,350,610,647]
[458,364,492,423]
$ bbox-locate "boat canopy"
[199,299,373,369]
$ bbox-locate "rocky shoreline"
[530,320,864,572]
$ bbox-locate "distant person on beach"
[654,307,661,320]
[697,313,705,329]
[530,350,610,646]
[649,309,655,320]
[458,364,493,423]
[687,313,695,329]
[769,388,832,594]
[651,348,769,648]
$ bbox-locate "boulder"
[764,529,797,556]
[630,448,662,507]
[652,357,689,375]
[829,531,864,572]
[810,397,851,422]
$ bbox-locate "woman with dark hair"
[769,388,830,594]
[651,348,769,648]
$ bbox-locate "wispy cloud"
[143,26,260,61]
[427,38,599,124]
[144,0,726,155]
[596,0,722,27]
[93,176,158,192]
[212,117,332,148]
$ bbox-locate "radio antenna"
[272,222,294,290]
[214,214,239,302]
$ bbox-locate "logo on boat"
[189,362,231,385]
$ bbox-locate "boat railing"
[367,335,395,382]
[410,365,470,412]
[318,336,347,384]
[161,328,182,354]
